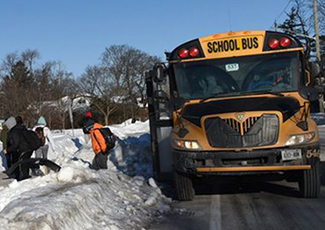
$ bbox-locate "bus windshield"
[173,52,301,100]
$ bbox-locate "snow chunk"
[8,180,19,189]
[148,178,158,188]
[57,166,74,182]
[145,195,157,206]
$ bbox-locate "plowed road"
[150,126,325,230]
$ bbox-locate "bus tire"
[174,171,195,201]
[298,157,321,198]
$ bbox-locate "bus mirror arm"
[296,102,309,131]
[172,104,189,138]
[296,86,319,131]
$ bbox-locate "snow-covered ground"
[0,120,172,230]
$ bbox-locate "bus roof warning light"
[280,37,291,48]
[269,38,280,49]
[189,48,199,57]
[179,48,189,58]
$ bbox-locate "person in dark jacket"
[5,116,33,180]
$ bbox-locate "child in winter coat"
[33,116,56,160]
[85,119,110,170]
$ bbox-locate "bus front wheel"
[174,171,195,201]
[298,157,321,198]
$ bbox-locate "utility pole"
[313,0,324,113]
[314,0,321,61]
[68,96,74,136]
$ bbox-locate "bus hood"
[181,96,301,127]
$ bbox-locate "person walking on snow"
[33,116,55,160]
[85,119,110,170]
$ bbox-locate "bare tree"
[0,52,19,77]
[21,49,40,75]
[100,45,160,120]
[48,61,75,129]
[101,45,127,95]
[79,65,118,125]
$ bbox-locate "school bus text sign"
[200,34,264,58]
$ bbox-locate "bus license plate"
[281,149,302,161]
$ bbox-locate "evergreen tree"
[6,60,34,87]
[1,61,35,118]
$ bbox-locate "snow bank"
[0,120,171,230]
[0,164,171,230]
[111,133,153,179]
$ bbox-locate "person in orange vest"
[85,119,109,170]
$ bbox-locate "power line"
[272,0,293,27]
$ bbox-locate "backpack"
[93,127,115,153]
[22,129,42,151]
[35,127,46,146]
[99,127,116,150]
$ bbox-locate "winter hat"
[86,112,92,118]
[5,116,17,131]
[37,116,47,126]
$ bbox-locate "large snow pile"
[0,120,172,230]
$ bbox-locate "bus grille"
[204,114,279,148]
[222,117,260,135]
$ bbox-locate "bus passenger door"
[146,64,173,180]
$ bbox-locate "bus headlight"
[285,132,315,146]
[174,140,201,150]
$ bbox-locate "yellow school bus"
[146,31,321,201]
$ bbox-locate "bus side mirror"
[299,86,319,102]
[153,64,167,83]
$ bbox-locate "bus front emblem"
[236,113,245,121]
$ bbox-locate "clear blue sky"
[0,0,292,77]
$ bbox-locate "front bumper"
[173,145,320,175]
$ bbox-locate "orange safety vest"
[89,123,107,154]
